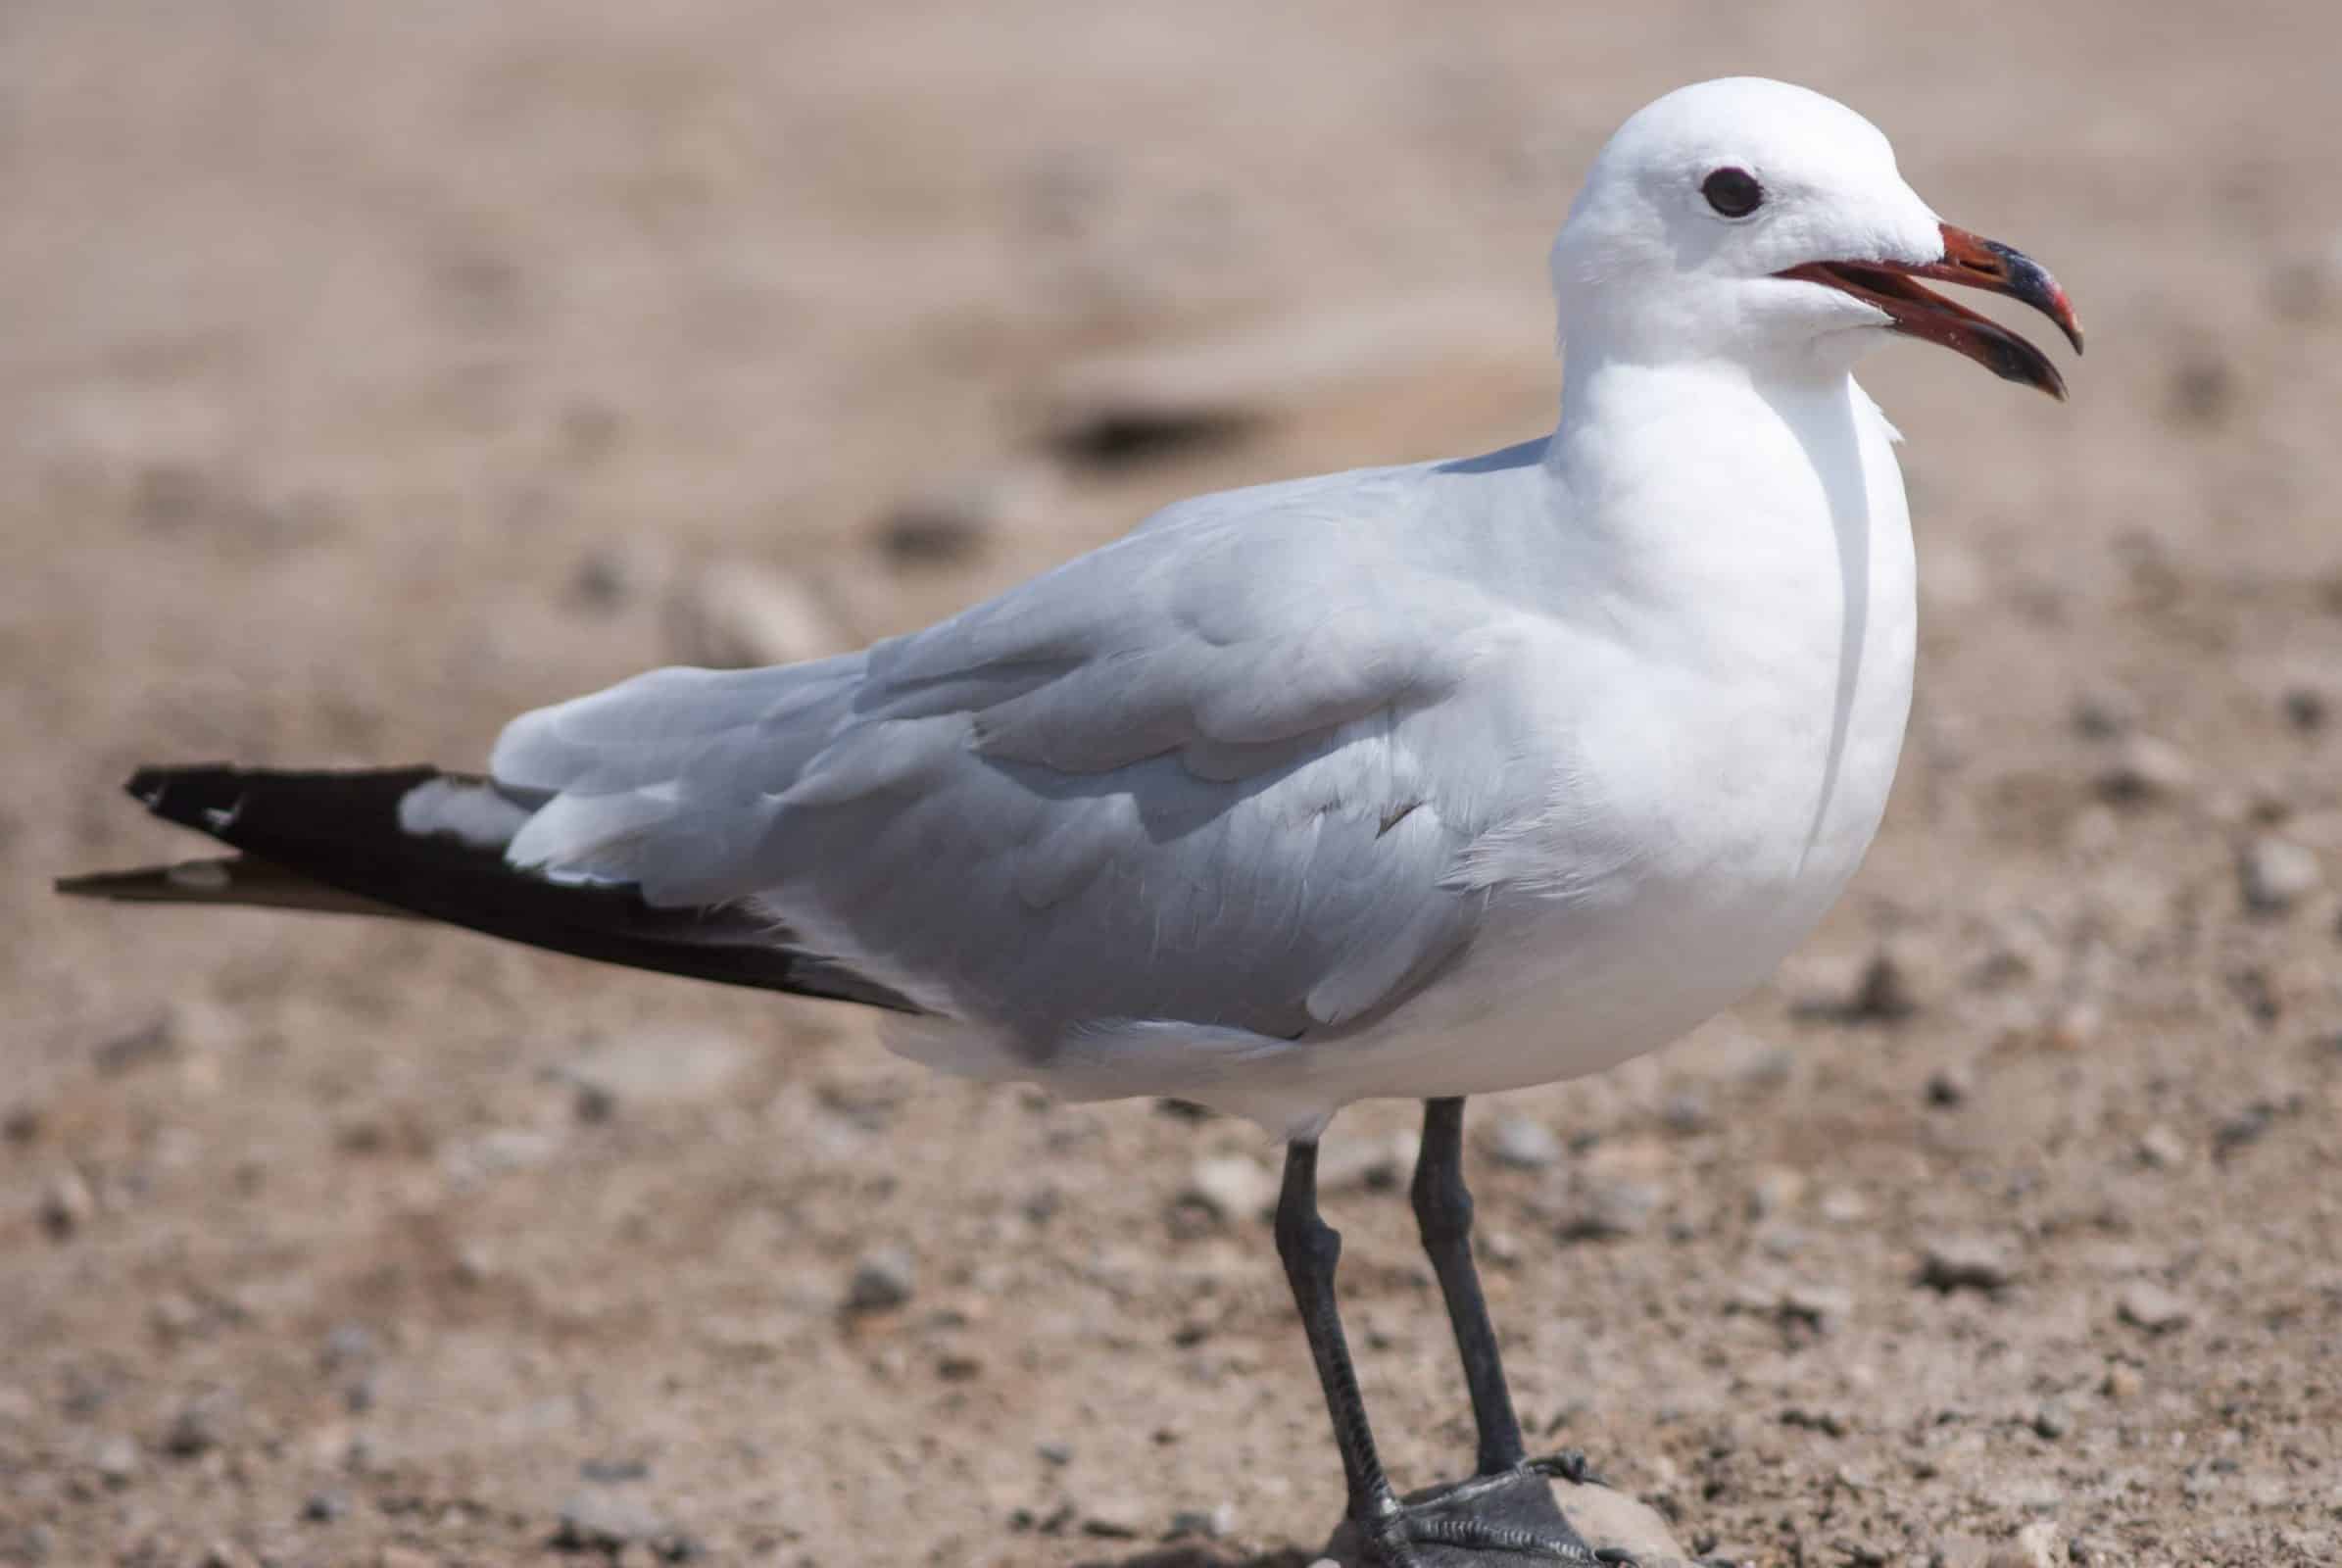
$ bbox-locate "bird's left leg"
[1406,1100,1621,1525]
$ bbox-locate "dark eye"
[1701,167,1763,218]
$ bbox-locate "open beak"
[1777,224,2084,399]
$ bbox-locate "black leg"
[1412,1098,1528,1475]
[1282,1127,1626,1567]
[1277,1136,1401,1524]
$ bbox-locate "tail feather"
[59,763,921,1013]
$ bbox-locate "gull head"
[1551,77,2082,398]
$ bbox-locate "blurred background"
[5,3,2339,1565]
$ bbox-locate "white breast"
[1319,365,1918,1106]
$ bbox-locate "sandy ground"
[6,3,2342,1565]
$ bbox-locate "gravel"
[1180,1152,1276,1223]
[1917,1237,2019,1293]
[843,1247,918,1313]
[2116,1282,2193,1332]
[1489,1114,1563,1169]
[2239,835,2320,913]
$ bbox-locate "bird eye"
[1701,167,1763,219]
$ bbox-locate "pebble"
[1166,1501,1237,1541]
[1781,1281,1854,1327]
[1983,1520,2062,1568]
[553,1492,673,1551]
[302,1490,351,1523]
[843,1247,917,1314]
[1848,946,1925,1021]
[1745,1165,1807,1220]
[2095,734,2195,804]
[873,464,1053,568]
[2030,1401,2071,1440]
[1561,1178,1661,1240]
[163,1391,237,1457]
[2239,835,2320,913]
[2101,1362,2145,1400]
[1317,1129,1419,1192]
[1489,1114,1562,1169]
[91,1433,139,1487]
[664,559,850,670]
[1078,1495,1148,1539]
[2070,688,2138,739]
[1180,1152,1276,1223]
[2281,684,2327,731]
[39,1169,94,1238]
[1819,1188,1872,1225]
[1924,1064,1972,1107]
[1917,1236,2018,1293]
[2136,1124,2188,1168]
[2116,1282,2192,1332]
[1659,1090,1713,1134]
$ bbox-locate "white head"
[1552,78,2080,396]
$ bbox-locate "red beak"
[1777,223,2083,399]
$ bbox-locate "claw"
[1528,1449,1608,1489]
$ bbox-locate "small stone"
[1318,1130,1418,1192]
[665,560,850,670]
[2045,1001,2103,1051]
[319,1323,376,1372]
[1918,1237,2018,1293]
[872,466,1051,568]
[2215,1101,2279,1158]
[843,1248,917,1314]
[2116,1282,2192,1333]
[1819,1188,1871,1225]
[2240,835,2320,914]
[2030,1401,2072,1440]
[1562,1178,1661,1241]
[1659,1090,1713,1134]
[1167,1502,1237,1541]
[91,1434,139,1487]
[1488,1115,1562,1170]
[2096,735,2195,804]
[1079,1495,1148,1540]
[1035,1440,1073,1466]
[1745,1165,1807,1220]
[554,1492,671,1551]
[1781,1281,1854,1327]
[1848,947,1925,1021]
[39,1169,93,1238]
[302,1490,351,1523]
[163,1391,236,1457]
[2136,1125,2188,1169]
[2101,1362,2145,1400]
[1984,1520,2062,1568]
[1180,1153,1276,1224]
[2283,685,2328,731]
[1924,1065,1972,1107]
[2070,688,2138,739]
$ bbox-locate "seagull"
[60,77,2078,1566]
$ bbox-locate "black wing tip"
[125,761,233,811]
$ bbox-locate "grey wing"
[489,489,1524,1051]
